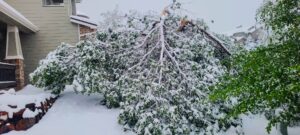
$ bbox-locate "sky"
[77,0,263,33]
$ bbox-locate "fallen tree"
[30,2,241,134]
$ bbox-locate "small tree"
[211,0,300,134]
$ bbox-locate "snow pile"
[5,86,134,135]
[22,109,39,118]
[0,85,55,118]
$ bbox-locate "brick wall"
[80,25,96,40]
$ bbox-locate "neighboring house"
[229,25,268,46]
[0,0,97,90]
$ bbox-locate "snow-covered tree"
[31,2,241,134]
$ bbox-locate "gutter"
[0,0,39,33]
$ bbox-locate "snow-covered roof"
[70,15,97,29]
[0,0,39,33]
[223,25,262,36]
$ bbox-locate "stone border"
[0,96,58,134]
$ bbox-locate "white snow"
[4,86,133,135]
[0,85,54,118]
[22,109,39,118]
[2,85,299,135]
[223,115,300,135]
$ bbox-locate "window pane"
[44,0,64,5]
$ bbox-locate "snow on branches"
[30,3,241,135]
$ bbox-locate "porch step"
[0,81,17,90]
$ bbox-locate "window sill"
[43,4,65,7]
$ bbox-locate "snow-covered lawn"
[3,86,300,135]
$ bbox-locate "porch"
[0,1,38,90]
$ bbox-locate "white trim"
[77,24,80,40]
[5,56,24,60]
[70,19,97,29]
[5,26,24,60]
[42,0,65,7]
[0,81,16,84]
[70,15,97,29]
[80,31,96,37]
[0,1,39,32]
[0,62,16,66]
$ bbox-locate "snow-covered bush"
[30,44,76,95]
[31,2,241,134]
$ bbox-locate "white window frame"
[5,26,23,60]
[43,0,64,7]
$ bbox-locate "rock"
[50,97,56,104]
[11,109,25,124]
[25,103,36,112]
[43,101,48,112]
[0,122,14,134]
[37,102,45,114]
[15,118,36,131]
[0,120,5,127]
[0,124,9,134]
[8,105,17,109]
[0,111,8,121]
[5,123,15,131]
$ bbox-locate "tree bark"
[278,123,288,135]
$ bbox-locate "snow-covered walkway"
[5,86,133,135]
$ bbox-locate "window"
[43,0,64,6]
[71,0,76,15]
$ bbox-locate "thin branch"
[111,26,159,54]
[191,23,232,55]
[158,19,166,85]
[127,42,159,71]
[164,45,187,79]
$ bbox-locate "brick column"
[4,59,25,90]
[15,59,25,90]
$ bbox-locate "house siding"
[4,0,79,82]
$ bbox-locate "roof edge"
[0,1,39,32]
[70,15,98,29]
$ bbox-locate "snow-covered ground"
[3,86,300,135]
[0,85,54,118]
[5,86,133,135]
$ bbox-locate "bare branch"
[112,26,159,54]
[127,42,159,71]
[158,19,166,85]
